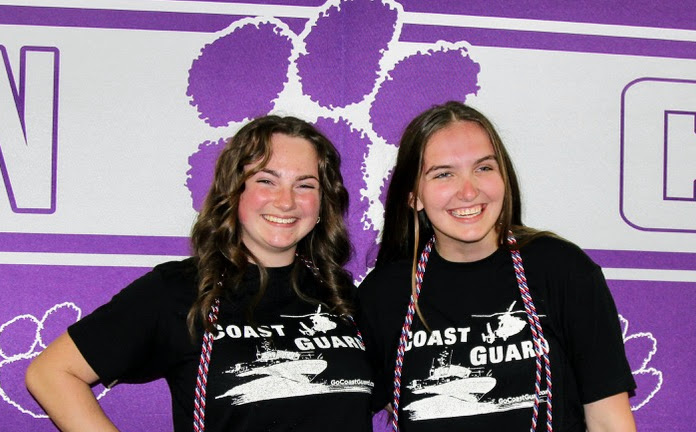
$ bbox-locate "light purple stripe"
[0,6,307,34]
[0,232,191,256]
[399,0,696,32]
[400,25,696,60]
[167,0,325,5]
[585,249,696,271]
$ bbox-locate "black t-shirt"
[358,236,635,432]
[69,259,373,431]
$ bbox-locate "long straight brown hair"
[376,102,546,327]
[376,101,527,267]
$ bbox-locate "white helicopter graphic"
[280,305,337,336]
[474,301,528,344]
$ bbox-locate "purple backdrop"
[0,0,693,431]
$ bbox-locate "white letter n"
[0,46,59,213]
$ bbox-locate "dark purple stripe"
[401,24,696,60]
[0,6,307,34]
[399,0,696,32]
[0,232,191,256]
[1,231,693,271]
[585,249,696,271]
[3,5,691,61]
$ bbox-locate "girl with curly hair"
[27,115,373,431]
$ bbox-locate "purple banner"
[608,279,696,431]
[1,0,693,430]
[0,264,173,431]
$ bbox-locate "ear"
[409,193,424,211]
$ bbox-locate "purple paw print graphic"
[185,0,481,279]
[296,0,399,109]
[619,315,662,410]
[0,303,111,417]
[186,138,227,212]
[187,18,295,126]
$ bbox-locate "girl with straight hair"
[359,101,636,431]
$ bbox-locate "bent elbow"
[25,356,44,397]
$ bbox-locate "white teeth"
[264,215,297,224]
[451,205,482,217]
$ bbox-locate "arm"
[541,241,636,429]
[25,331,119,432]
[583,392,635,432]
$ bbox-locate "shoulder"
[117,258,198,304]
[519,234,599,275]
[357,259,411,306]
[150,257,197,282]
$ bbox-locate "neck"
[433,237,499,263]
[247,251,296,268]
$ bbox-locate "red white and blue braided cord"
[508,233,553,432]
[391,238,432,430]
[391,233,552,432]
[193,297,220,432]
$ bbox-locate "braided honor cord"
[391,238,433,431]
[508,233,553,432]
[391,233,552,432]
[193,297,220,432]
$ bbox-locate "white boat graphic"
[215,340,370,405]
[225,341,327,383]
[407,350,496,402]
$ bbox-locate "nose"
[457,177,479,201]
[274,186,296,211]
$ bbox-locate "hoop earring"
[316,216,321,224]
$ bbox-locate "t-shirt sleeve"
[68,268,169,387]
[560,263,636,404]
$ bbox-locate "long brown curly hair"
[188,115,354,335]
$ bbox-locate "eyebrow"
[259,168,319,182]
[297,174,320,182]
[423,154,497,175]
[259,168,280,178]
[476,155,498,165]
[423,164,452,175]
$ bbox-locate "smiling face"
[415,121,505,262]
[238,133,321,267]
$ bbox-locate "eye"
[433,171,452,179]
[298,183,317,189]
[476,162,498,173]
[256,178,274,185]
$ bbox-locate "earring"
[316,216,321,224]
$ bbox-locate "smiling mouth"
[263,215,298,224]
[450,205,483,218]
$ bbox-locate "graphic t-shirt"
[69,259,373,431]
[358,236,635,432]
